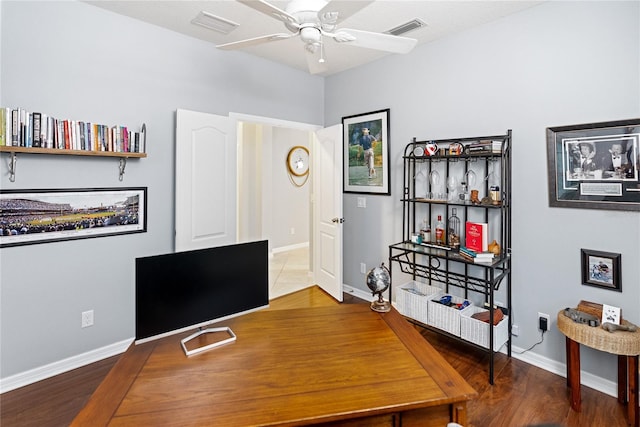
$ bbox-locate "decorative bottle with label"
[435,215,445,244]
[448,208,460,248]
[420,218,431,243]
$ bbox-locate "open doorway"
[236,119,316,299]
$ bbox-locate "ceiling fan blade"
[305,45,329,75]
[237,0,298,26]
[216,33,296,50]
[318,1,374,27]
[330,28,417,54]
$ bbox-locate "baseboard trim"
[509,343,618,399]
[272,242,309,254]
[0,338,133,394]
[343,284,375,302]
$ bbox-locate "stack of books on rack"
[464,139,502,154]
[459,246,495,264]
[0,107,146,153]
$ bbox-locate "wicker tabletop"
[557,309,640,356]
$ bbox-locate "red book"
[63,120,70,149]
[465,221,488,252]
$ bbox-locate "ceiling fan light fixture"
[385,18,426,37]
[300,26,321,44]
[191,11,239,35]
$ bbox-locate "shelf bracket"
[8,152,17,182]
[118,157,127,181]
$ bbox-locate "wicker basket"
[427,294,470,337]
[460,305,509,350]
[396,281,442,324]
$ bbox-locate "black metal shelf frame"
[388,130,512,385]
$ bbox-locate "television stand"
[180,326,236,356]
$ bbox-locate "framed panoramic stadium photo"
[0,187,147,247]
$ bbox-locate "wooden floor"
[0,286,632,427]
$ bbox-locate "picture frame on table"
[580,248,621,292]
[0,187,147,247]
[342,109,390,195]
[546,118,640,211]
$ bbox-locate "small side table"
[557,310,640,427]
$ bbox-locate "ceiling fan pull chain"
[319,40,325,63]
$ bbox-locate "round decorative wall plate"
[413,146,425,157]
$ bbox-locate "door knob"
[331,217,345,224]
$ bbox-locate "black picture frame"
[342,109,391,195]
[546,118,640,211]
[580,249,621,292]
[0,187,147,247]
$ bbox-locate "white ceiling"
[86,0,543,76]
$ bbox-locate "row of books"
[458,245,495,264]
[0,107,146,153]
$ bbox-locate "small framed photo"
[580,249,621,292]
[602,304,621,325]
[342,109,390,195]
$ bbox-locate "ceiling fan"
[216,0,418,74]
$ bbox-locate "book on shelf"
[0,108,7,146]
[459,245,494,264]
[473,256,495,264]
[32,112,42,147]
[459,246,493,258]
[465,221,488,252]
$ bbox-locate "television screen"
[135,240,269,343]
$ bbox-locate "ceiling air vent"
[386,19,426,36]
[191,11,239,34]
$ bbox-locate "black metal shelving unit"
[388,131,512,384]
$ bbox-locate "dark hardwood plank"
[0,355,119,427]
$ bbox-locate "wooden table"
[72,301,476,426]
[557,310,640,427]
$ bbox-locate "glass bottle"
[448,208,460,248]
[420,218,431,243]
[435,215,445,244]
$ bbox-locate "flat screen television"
[135,240,269,345]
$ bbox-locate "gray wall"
[0,1,323,378]
[326,0,639,383]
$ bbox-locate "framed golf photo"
[342,109,390,195]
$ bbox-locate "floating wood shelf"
[0,146,147,182]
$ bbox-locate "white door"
[312,124,343,302]
[175,109,236,252]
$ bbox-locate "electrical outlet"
[357,197,366,208]
[290,227,295,235]
[82,310,94,328]
[512,324,519,336]
[538,312,550,332]
[360,263,366,274]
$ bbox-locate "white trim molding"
[0,338,132,394]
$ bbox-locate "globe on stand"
[366,263,391,313]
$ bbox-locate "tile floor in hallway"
[269,246,313,299]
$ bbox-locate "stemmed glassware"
[447,175,458,201]
[464,170,477,187]
[429,170,441,200]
